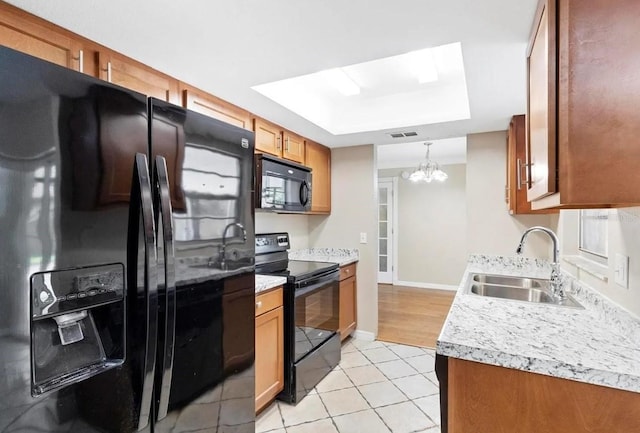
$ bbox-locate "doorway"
[376,172,456,346]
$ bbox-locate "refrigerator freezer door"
[0,45,151,432]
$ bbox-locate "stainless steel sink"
[467,273,583,309]
[472,274,545,288]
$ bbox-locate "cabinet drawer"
[340,263,356,281]
[255,286,283,317]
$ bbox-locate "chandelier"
[408,142,448,183]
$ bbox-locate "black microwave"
[255,154,312,212]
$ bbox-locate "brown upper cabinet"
[98,50,180,104]
[506,115,530,214]
[305,140,331,214]
[526,0,640,209]
[254,117,305,164]
[506,115,556,215]
[0,2,87,73]
[282,130,305,164]
[182,86,252,131]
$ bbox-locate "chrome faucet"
[516,226,565,299]
[216,222,247,269]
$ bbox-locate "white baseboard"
[393,280,458,291]
[352,330,376,341]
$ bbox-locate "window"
[579,209,608,258]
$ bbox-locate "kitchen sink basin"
[467,273,583,309]
[472,274,545,288]
[471,284,555,303]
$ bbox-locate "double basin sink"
[467,273,583,309]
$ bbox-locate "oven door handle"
[294,276,338,298]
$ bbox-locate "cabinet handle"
[517,158,531,190]
[256,301,262,309]
[72,50,84,73]
[102,61,112,82]
[276,136,281,151]
[505,185,509,204]
[285,137,289,152]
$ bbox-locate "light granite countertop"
[288,248,359,266]
[437,254,640,394]
[255,274,287,294]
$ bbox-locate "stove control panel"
[256,232,290,254]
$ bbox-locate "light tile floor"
[256,338,441,433]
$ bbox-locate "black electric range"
[255,233,341,404]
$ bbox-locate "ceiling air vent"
[389,131,418,138]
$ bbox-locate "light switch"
[359,232,367,244]
[614,253,629,288]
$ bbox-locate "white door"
[378,179,394,283]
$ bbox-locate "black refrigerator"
[0,45,256,432]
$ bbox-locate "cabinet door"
[305,140,331,213]
[98,50,179,103]
[507,115,533,214]
[339,275,357,341]
[183,89,252,130]
[0,3,84,73]
[255,306,284,412]
[526,0,557,202]
[254,117,282,157]
[282,130,305,164]
[448,358,640,433]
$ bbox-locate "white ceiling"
[6,0,537,150]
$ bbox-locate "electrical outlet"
[359,232,367,244]
[614,253,629,288]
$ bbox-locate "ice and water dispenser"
[30,263,125,396]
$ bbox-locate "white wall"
[466,131,554,258]
[309,145,378,337]
[255,212,310,249]
[378,164,467,286]
[557,208,640,317]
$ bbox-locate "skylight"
[252,42,470,135]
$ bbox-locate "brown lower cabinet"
[447,357,640,433]
[254,286,284,413]
[338,263,357,341]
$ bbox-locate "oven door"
[293,270,339,362]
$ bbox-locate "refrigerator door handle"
[128,153,159,431]
[154,155,177,421]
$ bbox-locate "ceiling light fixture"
[405,48,439,84]
[321,68,360,96]
[408,142,448,183]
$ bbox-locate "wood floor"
[377,284,456,349]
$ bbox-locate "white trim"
[377,177,395,284]
[393,280,459,291]
[352,330,376,341]
[392,177,399,283]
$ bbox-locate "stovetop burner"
[268,260,338,282]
